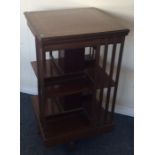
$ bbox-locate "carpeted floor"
[20,93,134,155]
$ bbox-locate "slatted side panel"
[97,37,125,124]
[110,39,125,121]
[37,37,125,125]
[103,43,117,123]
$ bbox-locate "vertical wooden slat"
[102,43,108,71]
[98,43,108,123]
[98,43,108,109]
[89,47,92,59]
[92,47,95,59]
[95,45,100,72]
[99,88,103,108]
[90,45,100,125]
[111,38,125,121]
[90,47,93,58]
[49,51,53,76]
[104,43,117,123]
[89,47,96,59]
[43,50,46,73]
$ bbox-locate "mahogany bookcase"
[24,8,129,146]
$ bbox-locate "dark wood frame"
[25,8,129,147]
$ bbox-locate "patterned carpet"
[20,93,134,155]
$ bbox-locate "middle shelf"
[31,60,115,91]
[31,56,115,97]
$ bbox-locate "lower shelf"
[32,95,115,146]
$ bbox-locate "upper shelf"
[31,58,95,97]
[31,55,95,79]
[31,59,59,78]
[24,7,129,40]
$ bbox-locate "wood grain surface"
[24,7,128,39]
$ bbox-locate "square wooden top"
[24,8,129,39]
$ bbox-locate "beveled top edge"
[24,7,130,40]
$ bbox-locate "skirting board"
[20,86,134,117]
[20,86,38,95]
[115,104,133,117]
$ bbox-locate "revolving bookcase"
[24,8,129,146]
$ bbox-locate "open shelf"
[31,57,115,92]
[50,54,95,74]
[31,59,60,78]
[32,95,114,146]
[31,59,94,97]
[31,54,95,79]
[33,93,93,118]
[45,75,94,97]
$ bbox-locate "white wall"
[20,0,134,116]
